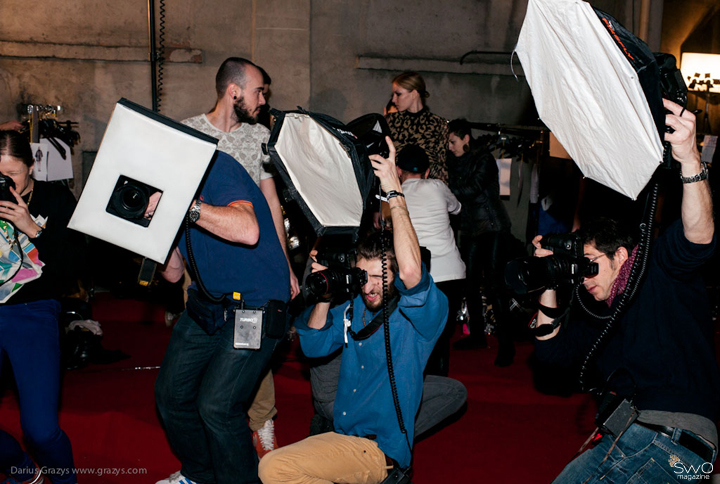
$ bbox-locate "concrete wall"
[0,0,668,240]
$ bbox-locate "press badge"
[233,309,263,350]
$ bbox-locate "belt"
[636,422,714,463]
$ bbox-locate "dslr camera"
[0,175,16,203]
[303,242,368,304]
[505,233,599,295]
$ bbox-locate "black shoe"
[494,345,515,367]
[452,334,488,350]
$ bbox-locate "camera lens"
[120,185,148,212]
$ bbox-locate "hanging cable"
[577,180,659,391]
[156,0,166,113]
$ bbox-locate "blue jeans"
[155,310,282,484]
[552,423,717,483]
[0,300,76,484]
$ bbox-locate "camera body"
[0,174,16,203]
[304,244,368,304]
[505,233,599,295]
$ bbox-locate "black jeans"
[460,231,516,348]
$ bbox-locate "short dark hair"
[578,217,636,260]
[215,57,258,98]
[0,130,33,167]
[448,119,473,140]
[356,230,398,274]
[258,66,272,86]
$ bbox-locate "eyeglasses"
[586,253,607,264]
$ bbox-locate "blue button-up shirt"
[296,267,448,467]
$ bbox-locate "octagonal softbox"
[265,108,384,242]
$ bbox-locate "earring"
[233,95,237,100]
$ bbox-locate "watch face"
[189,201,201,223]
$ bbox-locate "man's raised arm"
[369,137,423,289]
[664,99,714,244]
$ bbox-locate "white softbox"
[515,0,664,200]
[265,109,378,242]
[69,99,218,263]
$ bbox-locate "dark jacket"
[447,143,511,237]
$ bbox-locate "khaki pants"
[248,369,277,432]
[258,432,390,484]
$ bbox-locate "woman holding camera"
[0,130,82,484]
[385,71,449,183]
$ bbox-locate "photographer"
[0,130,83,484]
[531,100,719,483]
[258,138,448,484]
[154,147,290,482]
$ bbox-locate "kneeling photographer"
[526,100,718,483]
[259,137,449,484]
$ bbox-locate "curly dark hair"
[577,217,636,260]
[356,230,398,274]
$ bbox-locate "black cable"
[184,214,224,303]
[380,223,412,455]
[577,181,659,391]
[156,0,166,113]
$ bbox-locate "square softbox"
[69,99,218,263]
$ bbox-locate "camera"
[303,241,368,304]
[505,233,598,295]
[0,175,16,203]
[105,175,161,228]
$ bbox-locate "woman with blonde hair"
[386,71,449,183]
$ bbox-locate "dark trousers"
[460,231,516,354]
[426,279,464,376]
[0,300,77,484]
[155,310,281,484]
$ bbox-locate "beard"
[233,96,257,124]
[361,283,397,312]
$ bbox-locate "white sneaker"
[155,471,199,484]
[252,419,278,458]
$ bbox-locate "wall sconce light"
[681,52,720,133]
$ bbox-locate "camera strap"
[529,304,570,337]
[348,294,400,341]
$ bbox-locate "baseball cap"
[396,144,429,174]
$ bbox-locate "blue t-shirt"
[295,266,448,467]
[179,151,289,306]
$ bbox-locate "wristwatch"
[188,199,202,223]
[34,225,43,238]
[680,162,708,184]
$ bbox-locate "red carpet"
[0,293,716,483]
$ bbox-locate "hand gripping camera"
[303,244,368,304]
[0,175,16,203]
[505,233,599,295]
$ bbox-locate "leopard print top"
[386,109,449,183]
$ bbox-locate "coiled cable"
[577,181,659,391]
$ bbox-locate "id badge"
[233,309,263,350]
